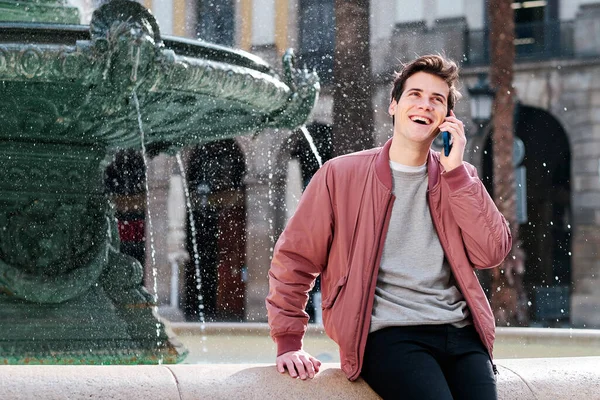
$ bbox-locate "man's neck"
[388,137,431,166]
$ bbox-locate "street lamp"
[468,73,495,128]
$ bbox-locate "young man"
[266,55,511,400]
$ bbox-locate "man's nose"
[418,98,433,110]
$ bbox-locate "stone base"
[0,287,187,364]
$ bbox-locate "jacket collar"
[375,138,442,191]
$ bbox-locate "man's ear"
[388,100,397,117]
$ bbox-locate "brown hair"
[390,54,462,112]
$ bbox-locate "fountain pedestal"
[0,143,184,362]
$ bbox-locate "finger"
[300,356,316,378]
[443,113,464,124]
[438,124,458,136]
[443,120,464,131]
[439,123,464,138]
[285,359,298,378]
[440,118,464,129]
[276,358,285,373]
[310,356,322,372]
[293,358,308,380]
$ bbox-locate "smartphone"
[442,109,452,156]
[442,131,451,156]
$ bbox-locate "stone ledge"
[496,326,600,344]
[1,357,599,399]
[169,322,600,342]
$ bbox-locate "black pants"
[361,324,497,400]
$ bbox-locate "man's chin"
[393,129,439,145]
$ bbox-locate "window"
[196,0,235,46]
[511,0,560,57]
[298,0,335,83]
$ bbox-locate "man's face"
[388,71,449,146]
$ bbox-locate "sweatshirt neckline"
[375,138,441,191]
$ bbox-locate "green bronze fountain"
[0,0,319,364]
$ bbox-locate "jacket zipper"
[352,192,394,380]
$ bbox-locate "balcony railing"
[464,20,576,66]
[299,21,587,83]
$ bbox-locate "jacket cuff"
[275,333,303,357]
[442,164,472,192]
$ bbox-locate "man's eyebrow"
[406,88,447,101]
[433,92,447,101]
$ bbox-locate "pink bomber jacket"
[266,138,512,381]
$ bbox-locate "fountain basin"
[0,19,317,150]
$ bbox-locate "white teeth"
[410,116,431,125]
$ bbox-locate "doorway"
[482,104,572,325]
[183,139,246,322]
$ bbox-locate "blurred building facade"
[73,0,600,328]
[365,0,600,329]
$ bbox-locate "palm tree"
[488,0,528,326]
[332,0,374,156]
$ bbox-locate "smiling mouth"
[410,116,432,125]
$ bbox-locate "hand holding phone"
[442,131,451,156]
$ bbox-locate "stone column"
[145,153,176,307]
[564,63,600,328]
[569,128,600,326]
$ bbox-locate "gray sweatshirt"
[370,161,470,333]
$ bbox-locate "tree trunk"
[332,0,374,156]
[488,0,528,326]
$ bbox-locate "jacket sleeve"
[266,163,335,356]
[441,163,512,269]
